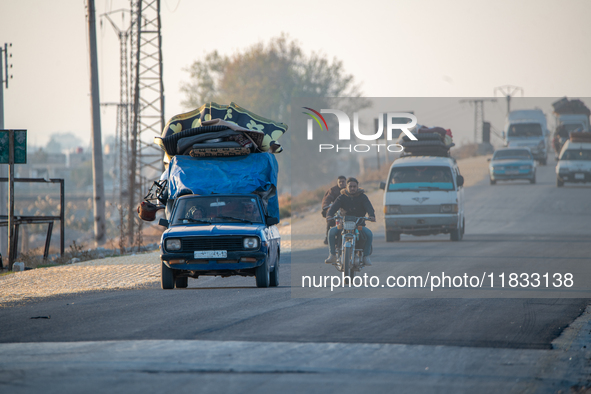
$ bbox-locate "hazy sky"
[1,0,590,148]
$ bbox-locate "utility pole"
[494,85,524,117]
[0,43,12,266]
[87,0,106,246]
[374,118,381,170]
[101,9,131,253]
[459,99,497,143]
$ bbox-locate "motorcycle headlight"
[343,221,356,230]
[440,204,458,213]
[385,205,401,214]
[165,239,181,251]
[243,237,259,249]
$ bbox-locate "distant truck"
[552,98,591,156]
[502,109,548,165]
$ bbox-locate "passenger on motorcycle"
[325,177,376,266]
[321,175,347,244]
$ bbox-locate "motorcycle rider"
[321,175,347,244]
[325,177,376,266]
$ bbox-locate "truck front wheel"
[161,262,175,290]
[269,250,280,287]
[255,256,270,288]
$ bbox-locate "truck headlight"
[385,205,401,214]
[519,165,531,170]
[243,237,259,249]
[165,239,181,251]
[559,167,569,173]
[440,204,458,213]
[494,166,504,171]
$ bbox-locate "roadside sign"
[0,130,27,164]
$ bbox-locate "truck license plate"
[575,173,585,180]
[194,250,227,259]
[505,170,519,175]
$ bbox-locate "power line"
[458,98,497,143]
[494,85,524,117]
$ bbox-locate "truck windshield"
[387,166,455,191]
[507,123,543,137]
[493,149,533,160]
[172,196,263,225]
[560,149,591,161]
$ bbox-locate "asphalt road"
[1,156,591,393]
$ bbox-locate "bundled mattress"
[155,102,288,163]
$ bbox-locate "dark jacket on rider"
[327,188,375,223]
[321,185,343,218]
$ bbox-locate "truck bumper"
[558,171,591,183]
[385,214,459,234]
[161,250,267,272]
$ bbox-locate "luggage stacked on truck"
[155,102,287,161]
[397,126,455,157]
[552,97,591,153]
[139,102,288,222]
[570,132,591,143]
[552,97,591,116]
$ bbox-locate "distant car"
[488,148,536,185]
[159,194,280,289]
[556,139,591,187]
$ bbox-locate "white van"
[379,156,465,241]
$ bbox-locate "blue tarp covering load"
[167,153,280,220]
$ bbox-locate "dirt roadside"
[0,155,490,306]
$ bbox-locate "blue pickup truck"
[160,193,280,289]
[158,153,281,289]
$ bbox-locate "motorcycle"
[328,213,371,282]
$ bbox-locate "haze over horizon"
[1,0,590,147]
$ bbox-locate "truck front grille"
[181,236,244,252]
[400,205,441,214]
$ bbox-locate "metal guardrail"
[0,178,64,267]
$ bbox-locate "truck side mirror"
[456,175,464,187]
[158,218,169,228]
[266,216,280,226]
[379,182,386,190]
